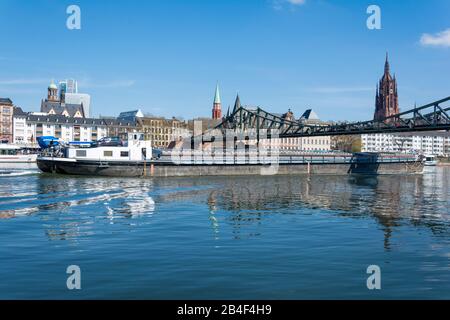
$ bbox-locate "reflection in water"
[197,171,449,244]
[149,168,450,245]
[0,166,449,245]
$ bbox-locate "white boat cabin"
[423,154,438,166]
[66,133,152,161]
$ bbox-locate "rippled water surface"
[0,163,449,299]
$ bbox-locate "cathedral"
[374,53,399,121]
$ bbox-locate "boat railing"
[39,147,66,158]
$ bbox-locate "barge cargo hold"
[36,133,424,177]
[37,154,424,177]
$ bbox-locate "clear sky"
[0,0,449,121]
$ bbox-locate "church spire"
[233,94,241,113]
[384,52,390,74]
[214,83,221,104]
[212,82,222,120]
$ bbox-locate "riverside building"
[0,98,14,143]
[12,107,137,145]
[362,132,450,156]
[259,107,331,152]
[41,80,91,118]
[118,109,190,148]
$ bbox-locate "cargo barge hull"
[37,157,424,177]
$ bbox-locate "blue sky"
[0,0,449,121]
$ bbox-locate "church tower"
[374,53,399,121]
[212,83,222,120]
[47,80,59,102]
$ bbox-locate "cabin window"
[104,151,113,157]
[76,150,87,157]
[120,151,129,157]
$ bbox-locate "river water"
[0,164,449,299]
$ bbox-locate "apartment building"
[362,132,450,156]
[0,98,14,143]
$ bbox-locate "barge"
[36,133,425,177]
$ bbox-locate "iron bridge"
[215,96,450,138]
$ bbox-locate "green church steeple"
[212,82,222,120]
[214,83,221,104]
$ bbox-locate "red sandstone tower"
[212,83,222,120]
[374,53,399,121]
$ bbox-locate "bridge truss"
[215,96,450,138]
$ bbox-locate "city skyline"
[0,0,449,121]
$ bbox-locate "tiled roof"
[25,113,137,127]
[118,109,144,119]
[0,98,13,105]
[41,101,85,118]
[13,107,27,116]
